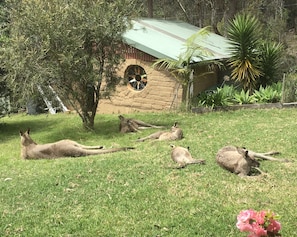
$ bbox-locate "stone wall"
[98,59,183,114]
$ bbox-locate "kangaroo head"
[171,122,178,130]
[170,122,183,139]
[171,122,182,132]
[20,129,36,146]
[237,147,260,167]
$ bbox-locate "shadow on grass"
[0,113,132,144]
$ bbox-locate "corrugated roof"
[123,18,232,62]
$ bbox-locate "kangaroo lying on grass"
[136,122,183,142]
[20,129,134,159]
[216,146,289,177]
[170,145,205,168]
[119,115,164,133]
[216,146,260,176]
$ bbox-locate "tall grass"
[0,109,296,236]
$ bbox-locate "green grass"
[0,109,296,236]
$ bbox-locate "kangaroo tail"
[188,159,206,165]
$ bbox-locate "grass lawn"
[0,108,296,236]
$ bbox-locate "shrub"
[253,83,282,103]
[194,83,282,109]
[194,85,235,108]
[233,89,256,104]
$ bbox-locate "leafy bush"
[253,82,282,103]
[194,85,235,108]
[233,89,256,104]
[194,83,282,108]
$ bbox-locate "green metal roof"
[123,18,232,62]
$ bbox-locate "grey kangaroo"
[20,129,134,159]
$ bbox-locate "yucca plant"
[227,14,262,92]
[258,42,283,87]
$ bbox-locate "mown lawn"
[0,108,296,236]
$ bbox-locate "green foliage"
[258,42,283,86]
[195,83,282,108]
[0,0,139,129]
[227,13,284,92]
[195,85,235,108]
[253,83,282,103]
[233,89,256,104]
[0,81,10,117]
[227,14,262,92]
[1,110,297,236]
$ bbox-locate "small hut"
[98,18,231,114]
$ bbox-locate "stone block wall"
[98,59,183,114]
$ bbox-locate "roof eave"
[123,38,178,61]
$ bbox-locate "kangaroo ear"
[26,128,30,134]
[20,130,24,136]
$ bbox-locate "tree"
[153,27,221,111]
[227,14,262,92]
[0,1,10,117]
[0,0,139,129]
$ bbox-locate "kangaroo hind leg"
[72,141,103,150]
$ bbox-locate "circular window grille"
[125,65,147,91]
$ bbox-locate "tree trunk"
[147,0,153,18]
[82,114,95,130]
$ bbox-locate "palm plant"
[152,27,219,111]
[227,14,262,93]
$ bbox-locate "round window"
[125,65,147,91]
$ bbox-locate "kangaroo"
[136,122,183,142]
[119,115,164,133]
[216,146,260,177]
[20,129,134,159]
[171,145,205,168]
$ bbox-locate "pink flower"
[237,221,254,232]
[236,210,254,232]
[236,209,281,237]
[237,209,252,223]
[267,219,281,233]
[254,210,266,225]
[252,223,267,236]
